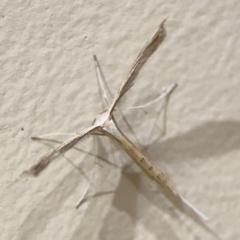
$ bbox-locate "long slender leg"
[76,57,116,206]
[76,136,99,208]
[141,83,176,139]
[126,83,177,110]
[122,83,177,140]
[75,160,97,208]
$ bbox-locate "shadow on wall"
[18,119,240,240]
[95,120,239,240]
[149,119,240,163]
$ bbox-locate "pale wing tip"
[160,17,169,28]
[22,164,42,177]
[169,83,178,94]
[158,18,168,38]
[20,169,34,177]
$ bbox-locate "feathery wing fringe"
[109,19,167,114]
[25,126,98,176]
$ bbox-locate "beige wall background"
[1,1,240,240]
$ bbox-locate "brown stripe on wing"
[108,19,167,115]
[25,126,98,176]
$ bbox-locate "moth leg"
[126,83,177,110]
[125,83,177,136]
[75,160,97,208]
[76,136,99,208]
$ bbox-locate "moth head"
[92,110,111,127]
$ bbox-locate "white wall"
[1,1,240,239]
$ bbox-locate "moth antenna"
[93,54,111,109]
[32,132,76,141]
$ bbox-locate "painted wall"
[1,1,240,239]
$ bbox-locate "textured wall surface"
[1,1,240,240]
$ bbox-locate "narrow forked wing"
[25,126,98,176]
[108,19,167,114]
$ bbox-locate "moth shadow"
[149,119,240,165]
[17,167,87,240]
[95,166,181,240]
[67,134,180,240]
[17,137,109,240]
[93,119,239,239]
[18,120,237,240]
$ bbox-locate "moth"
[25,20,208,221]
